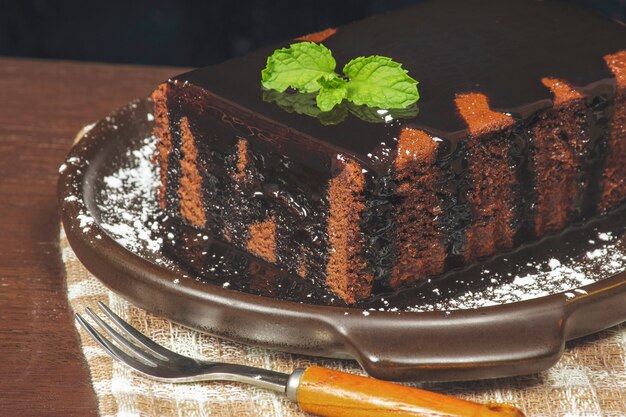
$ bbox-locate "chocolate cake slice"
[152,0,626,303]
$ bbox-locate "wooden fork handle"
[295,366,525,417]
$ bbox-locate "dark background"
[0,0,624,68]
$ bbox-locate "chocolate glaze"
[174,0,625,175]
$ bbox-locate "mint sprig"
[261,42,419,112]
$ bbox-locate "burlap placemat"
[62,225,626,417]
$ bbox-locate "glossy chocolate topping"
[175,0,625,173]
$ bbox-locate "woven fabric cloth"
[61,227,626,417]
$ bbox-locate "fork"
[76,302,525,417]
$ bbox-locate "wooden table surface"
[0,57,184,416]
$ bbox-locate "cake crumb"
[548,258,561,269]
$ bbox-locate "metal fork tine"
[77,307,291,392]
[85,307,162,366]
[75,313,160,374]
[96,301,178,362]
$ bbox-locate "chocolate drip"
[164,94,183,217]
[582,94,615,216]
[509,121,535,242]
[361,171,398,288]
[437,138,471,269]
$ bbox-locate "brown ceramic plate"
[58,98,626,382]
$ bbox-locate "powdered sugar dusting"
[96,136,166,258]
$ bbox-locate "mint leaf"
[343,56,419,109]
[316,77,347,112]
[261,42,337,93]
